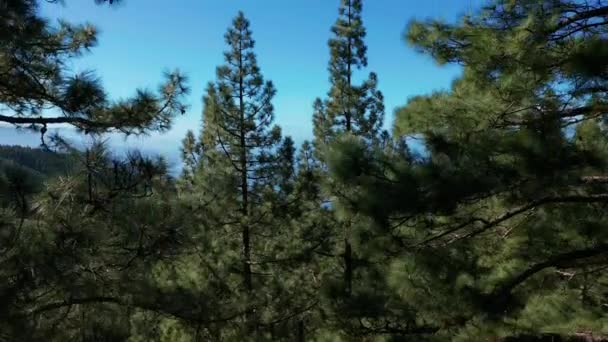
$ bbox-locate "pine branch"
[0,113,110,128]
[462,194,608,240]
[356,318,439,336]
[421,194,608,245]
[553,5,608,32]
[25,295,254,325]
[487,243,608,307]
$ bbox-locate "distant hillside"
[0,126,183,174]
[0,145,75,178]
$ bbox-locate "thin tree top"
[329,0,368,77]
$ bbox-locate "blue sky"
[4,0,482,168]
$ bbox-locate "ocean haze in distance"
[0,126,184,175]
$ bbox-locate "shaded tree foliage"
[324,0,608,340]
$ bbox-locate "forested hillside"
[0,145,74,211]
[0,145,74,176]
[1,0,607,341]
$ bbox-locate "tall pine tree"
[196,11,281,294]
[178,12,308,339]
[313,0,384,147]
[312,0,384,303]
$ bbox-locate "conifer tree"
[0,1,194,340]
[179,12,307,338]
[326,0,608,340]
[198,11,281,294]
[179,130,201,182]
[313,0,384,147]
[312,0,385,307]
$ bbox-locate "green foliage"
[173,11,327,340]
[325,0,608,340]
[2,0,608,341]
[0,0,189,136]
[0,145,73,175]
[313,0,385,148]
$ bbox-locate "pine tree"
[0,1,193,340]
[312,0,385,311]
[0,141,194,340]
[179,129,201,183]
[325,0,608,340]
[313,0,384,148]
[178,12,309,338]
[200,11,281,295]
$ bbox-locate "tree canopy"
[1,0,607,341]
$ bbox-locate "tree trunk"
[343,0,353,297]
